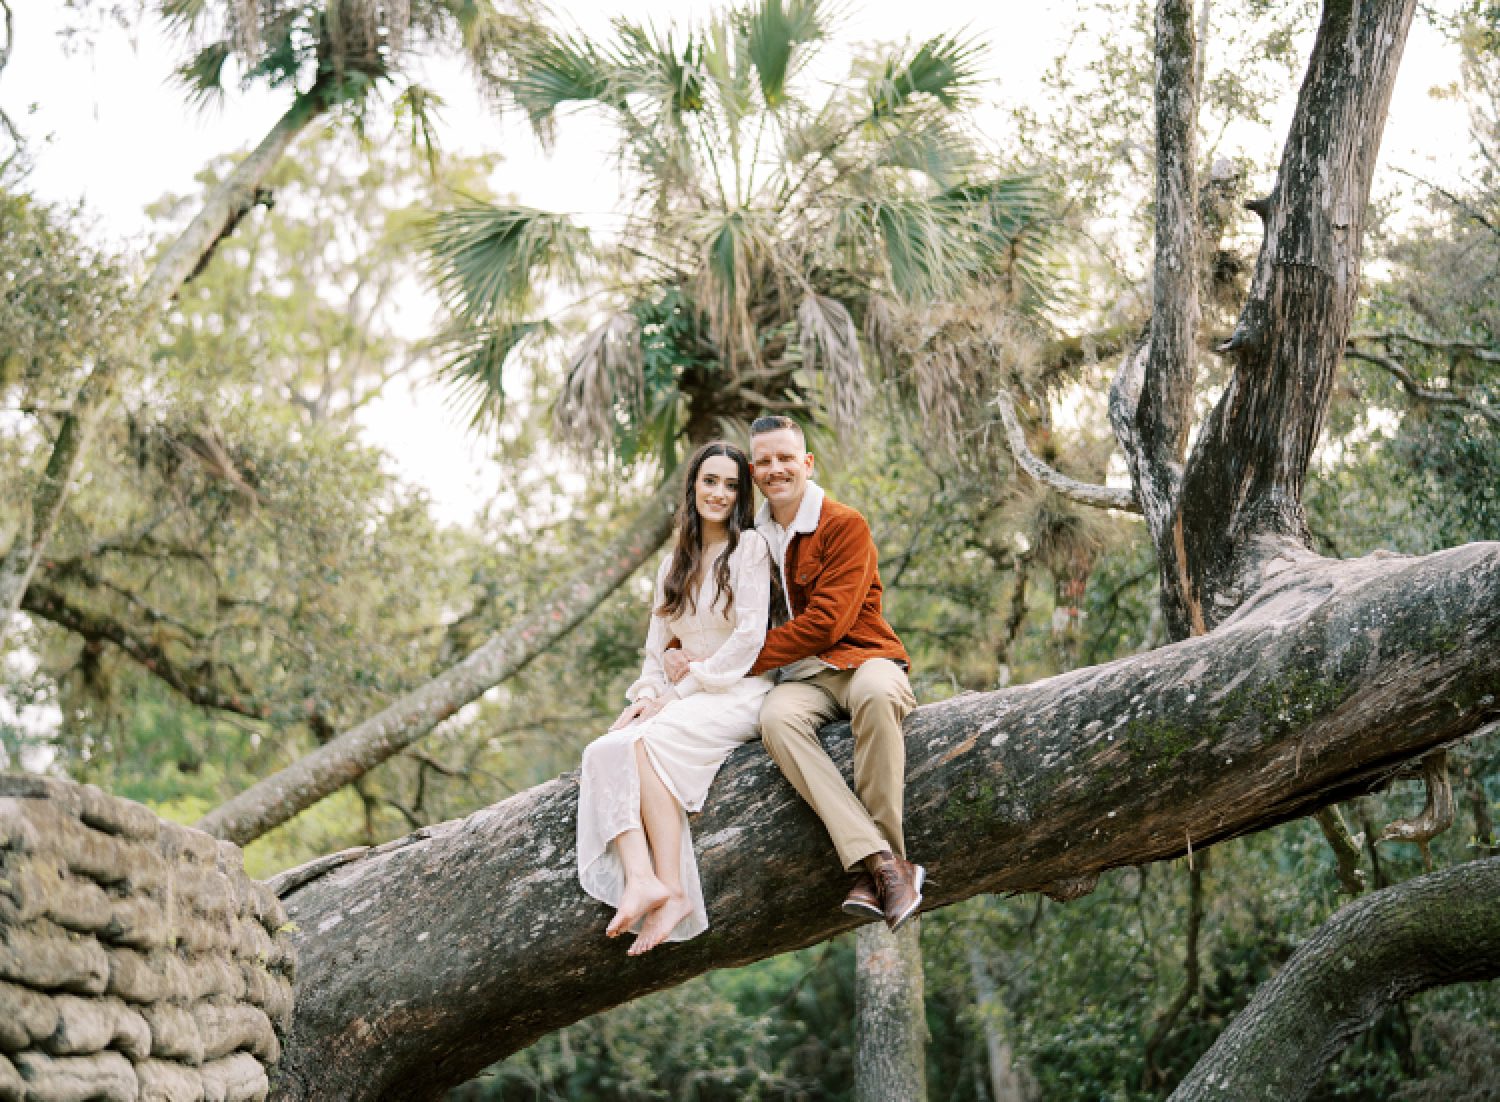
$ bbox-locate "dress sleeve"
[673,531,772,698]
[625,557,674,702]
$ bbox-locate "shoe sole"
[841,899,885,920]
[886,865,927,933]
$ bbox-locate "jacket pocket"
[794,551,824,586]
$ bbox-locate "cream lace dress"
[577,531,774,942]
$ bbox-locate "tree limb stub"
[196,484,678,846]
[1169,857,1500,1102]
[1377,750,1455,870]
[271,542,1500,1102]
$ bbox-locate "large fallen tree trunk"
[1169,857,1500,1102]
[268,540,1500,1101]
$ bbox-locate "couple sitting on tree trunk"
[576,415,923,954]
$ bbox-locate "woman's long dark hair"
[658,442,755,619]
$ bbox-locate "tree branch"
[1177,0,1420,625]
[1351,328,1500,365]
[991,386,1139,513]
[1169,858,1500,1102]
[196,483,679,846]
[1313,805,1366,894]
[1345,346,1500,425]
[19,581,267,719]
[1143,853,1207,1089]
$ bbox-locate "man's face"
[751,428,814,513]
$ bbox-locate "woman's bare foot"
[627,891,692,956]
[607,876,670,938]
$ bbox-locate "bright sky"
[2,1,1472,525]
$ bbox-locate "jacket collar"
[757,480,825,536]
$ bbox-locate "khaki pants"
[758,659,916,870]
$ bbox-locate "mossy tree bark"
[265,539,1499,1101]
[854,921,928,1102]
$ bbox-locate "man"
[669,415,923,929]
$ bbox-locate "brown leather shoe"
[841,870,884,919]
[870,851,926,932]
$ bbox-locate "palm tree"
[426,0,1053,467]
[192,0,1057,848]
[0,0,533,645]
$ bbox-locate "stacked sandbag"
[0,776,295,1102]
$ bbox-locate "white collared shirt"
[756,482,834,681]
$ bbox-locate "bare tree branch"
[1351,328,1500,365]
[19,581,268,719]
[196,483,678,846]
[1313,805,1367,894]
[1345,346,1500,425]
[991,386,1140,513]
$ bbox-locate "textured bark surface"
[854,921,928,1102]
[1169,858,1500,1102]
[267,541,1500,1101]
[0,776,294,1102]
[196,484,677,845]
[1176,0,1417,620]
[1136,0,1202,639]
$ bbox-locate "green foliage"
[160,0,532,120]
[427,0,1058,457]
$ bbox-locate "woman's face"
[694,454,741,531]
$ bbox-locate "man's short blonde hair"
[749,415,806,449]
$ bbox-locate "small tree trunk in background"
[965,938,1032,1102]
[855,920,928,1102]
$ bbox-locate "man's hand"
[663,649,692,684]
[608,694,670,731]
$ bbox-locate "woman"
[577,441,774,955]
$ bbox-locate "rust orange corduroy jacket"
[748,494,909,677]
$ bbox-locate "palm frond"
[175,40,233,110]
[703,17,755,130]
[614,22,707,120]
[868,33,984,120]
[831,172,1057,306]
[939,173,1059,304]
[872,120,974,187]
[797,293,868,434]
[435,318,552,431]
[863,197,962,302]
[395,82,446,171]
[554,313,645,456]
[509,31,619,143]
[743,0,828,109]
[692,208,765,364]
[423,200,590,324]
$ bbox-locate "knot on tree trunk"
[0,776,295,1101]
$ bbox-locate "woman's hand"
[608,694,670,731]
[663,649,692,684]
